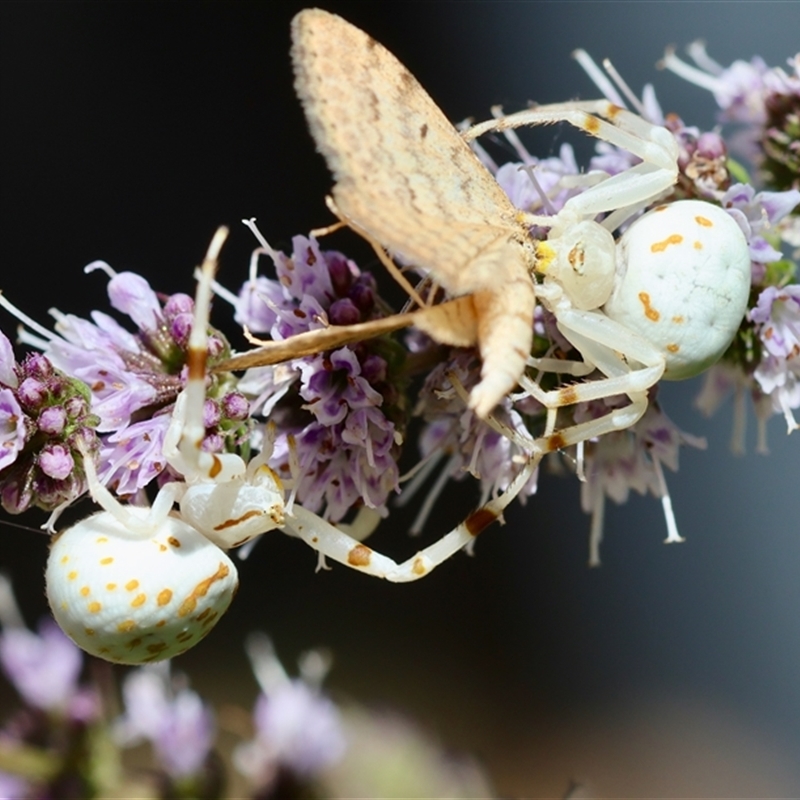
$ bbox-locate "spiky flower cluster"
[0,331,99,514]
[0,266,253,505]
[222,228,408,522]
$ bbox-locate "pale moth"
[219,8,751,457]
[45,229,540,665]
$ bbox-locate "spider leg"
[164,227,246,484]
[465,100,678,227]
[517,306,667,453]
[465,99,678,173]
[75,440,183,536]
[280,455,540,582]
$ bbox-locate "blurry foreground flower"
[233,632,494,799]
[233,633,346,796]
[114,662,222,798]
[0,575,102,799]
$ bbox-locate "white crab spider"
[45,227,541,665]
[455,105,752,451]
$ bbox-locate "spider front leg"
[466,99,679,222]
[164,227,247,486]
[164,228,288,550]
[281,456,540,583]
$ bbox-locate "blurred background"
[1,1,799,795]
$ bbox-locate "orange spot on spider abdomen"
[638,292,660,321]
[650,234,683,252]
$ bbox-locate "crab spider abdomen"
[603,200,751,380]
[46,509,238,664]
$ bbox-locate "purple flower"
[0,331,17,389]
[223,230,405,522]
[721,183,800,271]
[236,275,287,333]
[663,117,732,197]
[0,772,31,800]
[234,634,346,790]
[493,144,583,215]
[763,53,800,98]
[748,284,800,433]
[662,43,769,125]
[409,354,539,534]
[114,664,215,780]
[299,348,383,425]
[0,577,90,717]
[154,689,216,779]
[579,398,706,565]
[1,262,246,501]
[0,388,25,472]
[37,444,74,480]
[96,413,171,495]
[37,405,66,435]
[749,284,800,358]
[0,619,85,713]
[753,352,800,433]
[0,328,100,514]
[44,310,159,431]
[250,682,345,776]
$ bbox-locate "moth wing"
[291,9,523,297]
[333,189,531,297]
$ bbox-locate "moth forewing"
[287,9,538,415]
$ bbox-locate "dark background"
[2,2,800,795]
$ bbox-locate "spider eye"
[46,509,239,665]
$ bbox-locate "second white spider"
[46,228,539,664]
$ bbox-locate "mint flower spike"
[0,574,94,717]
[0,251,249,503]
[234,633,346,788]
[206,218,407,524]
[113,661,217,786]
[0,320,100,518]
